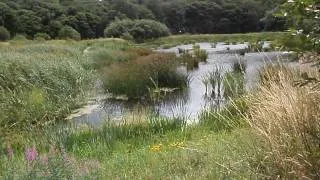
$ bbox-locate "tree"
[130,19,170,42]
[58,25,81,40]
[276,0,320,51]
[104,19,135,38]
[16,10,42,37]
[0,26,10,41]
[104,19,170,42]
[184,2,222,33]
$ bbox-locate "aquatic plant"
[223,72,245,98]
[207,66,224,98]
[248,41,264,52]
[202,76,210,95]
[232,60,247,74]
[180,52,200,70]
[199,98,249,132]
[102,52,189,100]
[194,48,208,62]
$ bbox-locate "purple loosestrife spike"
[7,146,14,160]
[25,145,38,162]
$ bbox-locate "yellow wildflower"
[150,144,162,152]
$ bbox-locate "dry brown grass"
[247,65,320,179]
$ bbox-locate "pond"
[68,42,295,125]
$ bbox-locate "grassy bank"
[0,105,256,179]
[143,32,290,49]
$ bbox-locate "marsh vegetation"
[1,1,320,176]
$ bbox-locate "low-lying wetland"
[1,34,318,179]
[71,42,296,125]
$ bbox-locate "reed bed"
[102,52,189,100]
[0,42,95,136]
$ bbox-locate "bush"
[104,19,135,38]
[104,19,170,42]
[12,34,28,41]
[130,19,170,42]
[34,33,51,41]
[58,26,81,41]
[0,26,10,42]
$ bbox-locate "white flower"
[287,0,294,3]
[297,29,303,34]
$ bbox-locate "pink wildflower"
[25,145,38,162]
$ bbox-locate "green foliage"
[0,26,10,41]
[130,19,170,42]
[58,26,81,40]
[34,33,51,41]
[276,0,320,51]
[0,0,285,40]
[105,19,170,42]
[104,19,135,38]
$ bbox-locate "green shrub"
[34,33,51,41]
[0,26,10,41]
[58,26,81,41]
[130,19,170,42]
[104,19,170,42]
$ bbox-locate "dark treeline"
[0,0,287,40]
